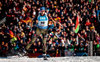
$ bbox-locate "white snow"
[0,56,100,62]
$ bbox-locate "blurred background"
[0,0,100,57]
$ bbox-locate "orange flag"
[9,30,14,38]
[21,17,32,24]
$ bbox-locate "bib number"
[41,21,45,26]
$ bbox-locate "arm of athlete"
[50,17,63,27]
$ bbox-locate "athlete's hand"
[49,17,53,20]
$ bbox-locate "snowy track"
[0,56,100,62]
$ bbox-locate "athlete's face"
[41,10,45,15]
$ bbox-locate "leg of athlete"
[26,28,41,50]
[40,29,47,54]
[42,29,48,60]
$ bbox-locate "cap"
[40,7,45,11]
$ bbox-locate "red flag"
[9,30,14,38]
[75,15,80,33]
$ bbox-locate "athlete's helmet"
[40,7,45,11]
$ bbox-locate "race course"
[0,56,100,62]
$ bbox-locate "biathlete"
[26,7,62,60]
[26,7,49,60]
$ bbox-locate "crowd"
[0,0,100,57]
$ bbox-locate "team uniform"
[37,13,48,29]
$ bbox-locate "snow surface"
[0,56,100,62]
